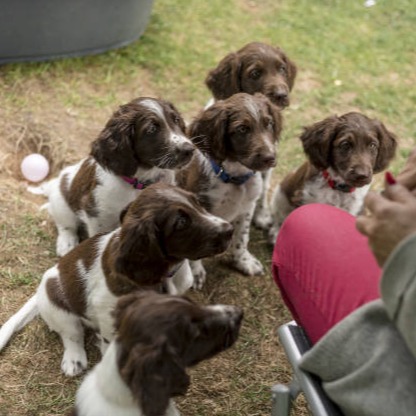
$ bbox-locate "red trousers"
[272,204,382,344]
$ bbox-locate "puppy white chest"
[210,173,262,221]
[302,177,370,215]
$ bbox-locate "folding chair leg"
[271,378,301,416]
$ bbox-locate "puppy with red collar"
[268,112,397,243]
[0,184,233,377]
[31,97,195,256]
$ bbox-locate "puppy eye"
[369,141,378,151]
[237,125,250,134]
[279,65,287,75]
[172,115,181,125]
[174,212,190,230]
[266,118,274,130]
[339,141,352,152]
[146,123,158,135]
[249,69,262,80]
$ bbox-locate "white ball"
[21,153,50,182]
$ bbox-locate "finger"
[356,215,373,236]
[384,182,415,203]
[363,191,387,212]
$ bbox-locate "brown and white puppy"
[71,291,243,416]
[30,97,195,256]
[205,42,297,109]
[177,93,282,288]
[205,41,297,229]
[268,112,398,243]
[0,184,233,377]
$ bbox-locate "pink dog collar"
[121,176,151,190]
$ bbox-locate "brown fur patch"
[101,232,163,296]
[46,277,71,313]
[52,235,101,316]
[176,157,213,211]
[61,158,99,217]
[280,162,320,206]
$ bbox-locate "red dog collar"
[322,170,356,193]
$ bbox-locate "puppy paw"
[268,224,280,245]
[56,233,78,257]
[61,349,87,377]
[191,261,206,290]
[232,251,264,276]
[96,335,110,356]
[253,207,273,230]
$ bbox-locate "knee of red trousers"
[272,204,381,343]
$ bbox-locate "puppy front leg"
[268,185,292,245]
[229,207,264,276]
[253,170,273,230]
[190,259,206,290]
[47,196,79,256]
[171,260,194,295]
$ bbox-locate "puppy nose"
[354,173,371,183]
[232,306,244,325]
[258,154,276,168]
[179,142,195,158]
[275,92,288,101]
[271,89,288,104]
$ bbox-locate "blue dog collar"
[210,159,255,185]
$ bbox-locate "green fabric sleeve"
[381,233,416,358]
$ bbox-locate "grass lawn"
[0,1,415,415]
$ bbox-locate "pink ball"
[21,153,50,182]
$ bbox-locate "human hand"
[356,174,416,266]
[396,147,416,194]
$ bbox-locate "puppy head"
[114,291,243,416]
[91,97,195,176]
[115,183,233,285]
[205,42,297,108]
[301,112,397,187]
[189,93,282,171]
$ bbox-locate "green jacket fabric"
[300,234,416,416]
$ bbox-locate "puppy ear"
[119,202,133,224]
[265,98,283,140]
[166,101,187,134]
[205,53,241,100]
[115,219,170,285]
[91,104,139,176]
[300,116,340,169]
[373,120,398,173]
[120,342,190,416]
[112,291,144,329]
[278,48,297,91]
[188,103,228,162]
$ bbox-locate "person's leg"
[272,203,381,344]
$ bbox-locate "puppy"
[0,184,233,376]
[31,97,195,256]
[177,92,282,288]
[205,41,297,109]
[70,291,243,416]
[205,41,297,229]
[268,112,397,243]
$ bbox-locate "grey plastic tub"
[0,0,154,64]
